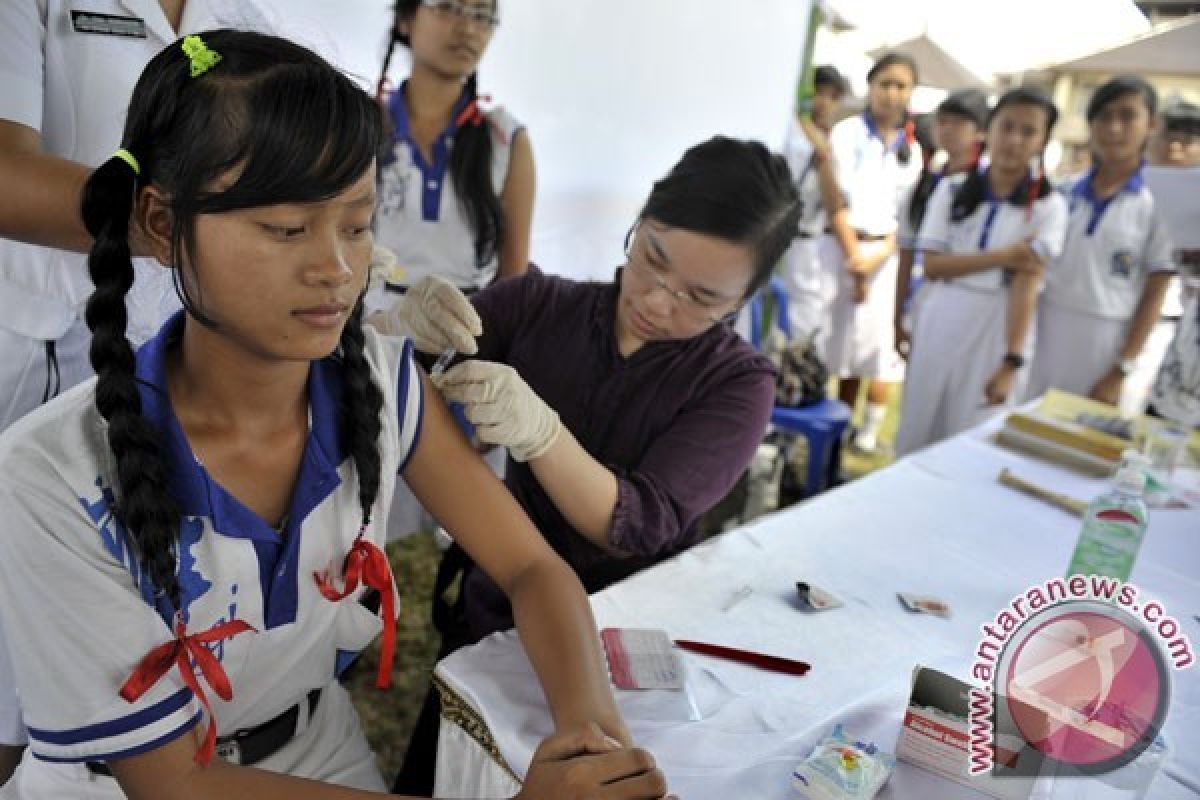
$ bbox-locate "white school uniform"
[366,84,521,540]
[778,118,832,347]
[895,172,1069,456]
[366,84,524,308]
[0,0,350,752]
[1027,167,1175,406]
[0,314,423,797]
[821,113,923,378]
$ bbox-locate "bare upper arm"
[402,370,556,594]
[497,128,535,280]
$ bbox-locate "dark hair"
[951,87,1058,224]
[81,30,386,610]
[907,92,989,231]
[1087,75,1157,123]
[635,136,801,298]
[939,88,990,130]
[813,65,849,97]
[867,52,918,86]
[1163,100,1200,134]
[865,53,918,166]
[379,1,504,268]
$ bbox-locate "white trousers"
[0,682,384,799]
[896,282,1032,456]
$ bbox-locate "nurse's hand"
[984,362,1017,406]
[369,274,482,355]
[516,724,672,800]
[436,360,563,462]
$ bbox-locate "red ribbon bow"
[314,531,397,690]
[454,99,485,128]
[119,614,257,766]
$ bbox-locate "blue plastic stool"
[770,400,852,496]
[749,278,853,497]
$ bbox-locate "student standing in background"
[896,88,1068,455]
[894,89,989,360]
[1027,77,1174,407]
[824,53,923,454]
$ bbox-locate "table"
[432,419,1200,799]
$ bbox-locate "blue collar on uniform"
[133,311,349,628]
[1071,163,1145,236]
[977,165,1032,249]
[862,111,907,154]
[387,81,475,223]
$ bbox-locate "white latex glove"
[435,360,563,462]
[369,274,482,355]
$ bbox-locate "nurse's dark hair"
[378,0,504,268]
[81,30,386,610]
[1087,75,1157,123]
[950,86,1058,225]
[635,136,801,298]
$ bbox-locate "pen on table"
[674,639,810,676]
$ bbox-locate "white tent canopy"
[868,34,993,89]
[1047,15,1200,75]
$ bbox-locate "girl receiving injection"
[0,30,666,800]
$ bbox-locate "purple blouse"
[460,266,775,638]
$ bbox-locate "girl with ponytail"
[896,87,1068,456]
[368,0,532,546]
[368,0,533,302]
[893,89,988,359]
[0,29,659,800]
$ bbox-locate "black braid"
[82,157,183,609]
[337,301,384,527]
[449,72,504,268]
[376,30,400,101]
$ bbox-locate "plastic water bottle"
[1066,466,1148,582]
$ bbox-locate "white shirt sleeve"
[0,451,203,763]
[0,0,46,130]
[394,339,425,474]
[1144,200,1177,274]
[914,179,956,253]
[1030,190,1069,264]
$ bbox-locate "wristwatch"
[1003,352,1026,370]
[1116,357,1137,377]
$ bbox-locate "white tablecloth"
[433,421,1200,799]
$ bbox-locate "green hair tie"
[113,148,140,175]
[181,34,222,78]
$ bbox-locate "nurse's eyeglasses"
[623,225,739,326]
[421,0,500,29]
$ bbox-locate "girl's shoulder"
[482,103,525,147]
